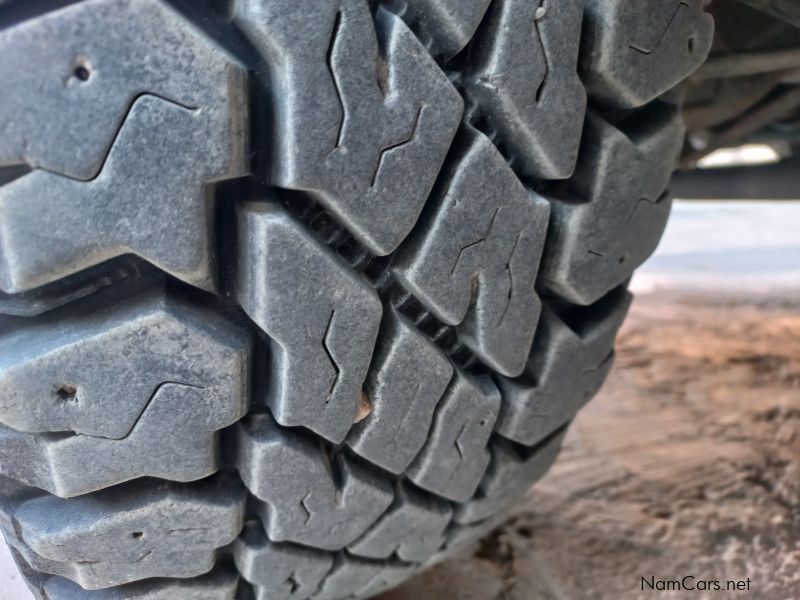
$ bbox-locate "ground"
[383,291,800,600]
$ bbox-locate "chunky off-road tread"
[234,525,333,600]
[0,475,244,590]
[0,290,249,497]
[0,0,713,597]
[463,0,586,179]
[0,0,247,294]
[311,558,415,600]
[233,0,462,256]
[580,0,714,109]
[407,372,500,502]
[393,127,549,377]
[236,413,393,550]
[454,427,568,525]
[40,566,239,600]
[496,287,632,446]
[539,104,683,306]
[349,483,451,562]
[346,309,453,474]
[235,202,381,444]
[391,0,491,59]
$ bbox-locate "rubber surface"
[0,0,713,598]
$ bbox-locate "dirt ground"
[382,292,800,600]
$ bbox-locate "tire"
[0,1,713,598]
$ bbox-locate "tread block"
[349,482,451,562]
[0,291,248,439]
[0,292,250,497]
[40,566,240,599]
[581,0,714,108]
[0,388,227,498]
[463,0,586,179]
[236,202,382,444]
[0,0,247,293]
[454,428,567,525]
[1,476,244,590]
[539,105,683,306]
[346,309,453,474]
[236,414,393,551]
[393,128,550,377]
[233,0,463,255]
[398,0,492,59]
[496,289,632,446]
[407,372,500,502]
[234,524,333,600]
[311,557,414,600]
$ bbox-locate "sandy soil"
[383,292,800,600]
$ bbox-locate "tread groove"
[327,10,347,151]
[321,310,341,400]
[370,103,424,188]
[629,1,690,55]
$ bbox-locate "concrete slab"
[632,200,800,296]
